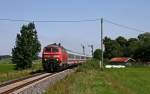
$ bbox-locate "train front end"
[42,45,62,72]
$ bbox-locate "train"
[42,43,91,72]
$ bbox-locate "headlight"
[53,55,59,58]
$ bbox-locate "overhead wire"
[0,18,100,23]
[0,18,146,32]
[103,19,145,33]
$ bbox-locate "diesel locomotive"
[42,43,90,72]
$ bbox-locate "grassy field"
[0,58,43,84]
[45,59,150,94]
[0,58,12,64]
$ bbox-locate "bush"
[93,49,102,60]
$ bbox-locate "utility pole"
[81,44,85,55]
[100,18,104,70]
[88,45,94,57]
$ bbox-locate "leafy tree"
[134,41,150,62]
[103,37,113,59]
[12,23,41,69]
[138,32,150,41]
[127,38,138,44]
[103,32,150,63]
[110,40,124,57]
[134,32,150,62]
[126,38,139,57]
[116,36,128,56]
[93,49,102,60]
[116,36,127,47]
[103,37,123,59]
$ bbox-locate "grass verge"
[45,59,150,94]
[45,60,119,94]
[0,59,43,84]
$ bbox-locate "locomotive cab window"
[44,47,51,52]
[44,47,59,52]
[52,47,59,52]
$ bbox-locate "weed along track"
[0,68,77,94]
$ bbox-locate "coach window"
[76,55,80,59]
[81,56,85,59]
[69,54,74,59]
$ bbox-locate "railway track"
[0,73,52,94]
[0,68,76,94]
[0,72,44,88]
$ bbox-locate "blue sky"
[0,0,150,56]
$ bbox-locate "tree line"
[94,32,150,63]
[0,55,11,60]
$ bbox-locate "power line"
[0,19,31,22]
[0,18,100,23]
[0,18,146,32]
[104,19,145,33]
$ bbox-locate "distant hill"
[0,55,41,60]
[0,55,11,60]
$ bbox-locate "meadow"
[45,59,150,94]
[0,58,43,84]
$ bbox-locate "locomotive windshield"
[52,47,59,52]
[45,47,59,52]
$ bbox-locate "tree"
[103,32,150,63]
[116,36,127,47]
[116,36,129,56]
[103,37,113,59]
[134,40,150,62]
[103,37,123,59]
[138,32,150,41]
[110,40,124,57]
[93,49,102,60]
[126,38,139,57]
[134,32,150,62]
[12,23,41,69]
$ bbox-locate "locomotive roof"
[46,44,64,49]
[45,44,92,57]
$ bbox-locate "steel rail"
[0,72,45,88]
[0,73,53,94]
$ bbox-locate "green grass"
[0,59,43,84]
[45,60,119,94]
[0,59,43,72]
[0,63,15,72]
[45,59,150,94]
[105,68,150,94]
[0,58,12,64]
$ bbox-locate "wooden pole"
[100,18,104,70]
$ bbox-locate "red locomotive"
[42,43,90,72]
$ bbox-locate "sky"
[0,0,150,56]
